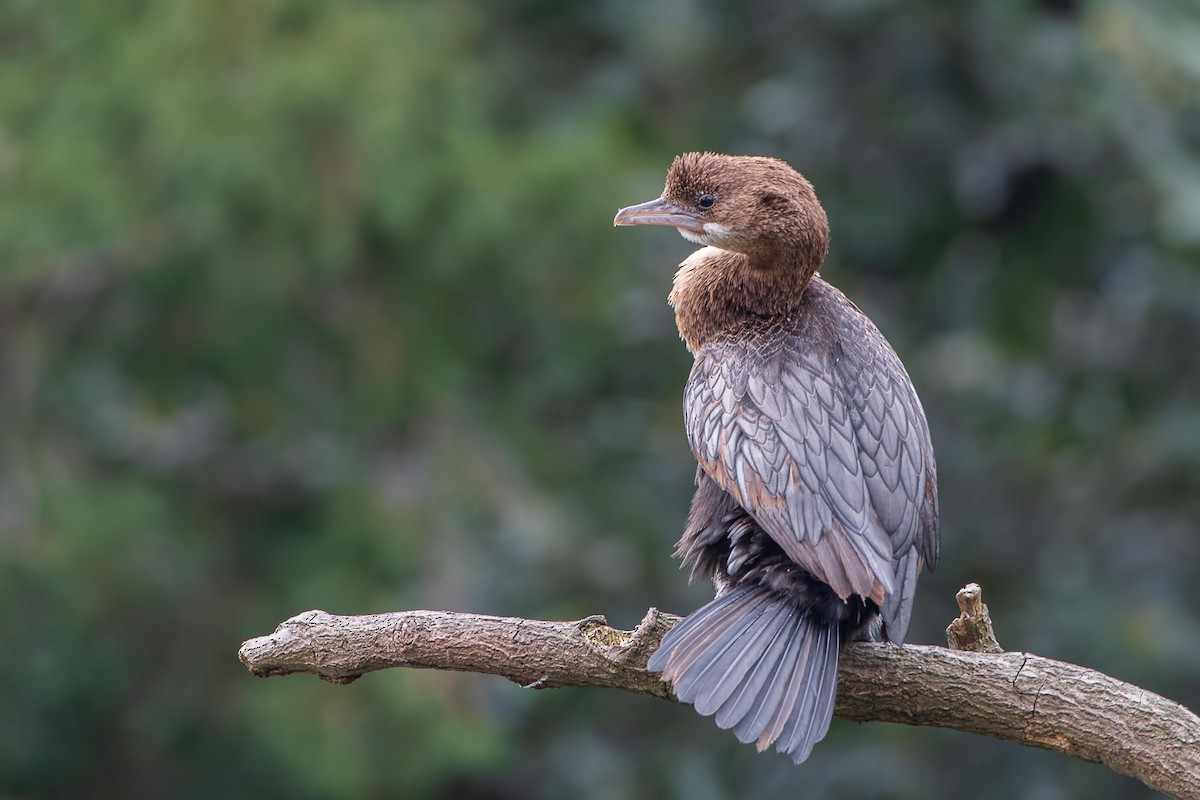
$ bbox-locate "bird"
[613,153,940,764]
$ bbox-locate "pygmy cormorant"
[614,153,940,763]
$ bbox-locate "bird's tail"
[647,585,840,764]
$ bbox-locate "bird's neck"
[670,246,817,353]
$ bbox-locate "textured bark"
[945,582,1004,653]
[240,595,1200,799]
[239,608,675,697]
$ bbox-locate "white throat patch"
[676,222,734,248]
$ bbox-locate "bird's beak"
[613,197,705,234]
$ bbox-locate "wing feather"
[683,280,939,611]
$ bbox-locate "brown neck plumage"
[670,246,819,354]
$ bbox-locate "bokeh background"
[3,1,1199,798]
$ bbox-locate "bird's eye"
[697,194,716,210]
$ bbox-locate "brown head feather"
[656,153,831,352]
[662,152,830,269]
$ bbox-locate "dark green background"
[3,1,1198,798]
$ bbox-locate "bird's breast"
[670,247,760,353]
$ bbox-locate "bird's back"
[681,275,938,632]
[653,275,939,762]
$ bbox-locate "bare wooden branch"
[239,596,1200,799]
[238,608,676,697]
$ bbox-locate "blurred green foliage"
[2,1,1199,798]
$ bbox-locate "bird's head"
[614,152,830,271]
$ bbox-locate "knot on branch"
[946,583,1003,653]
[577,608,680,680]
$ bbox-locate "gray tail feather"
[647,585,840,764]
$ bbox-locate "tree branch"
[239,587,1200,799]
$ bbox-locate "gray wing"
[835,320,939,640]
[684,318,938,626]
